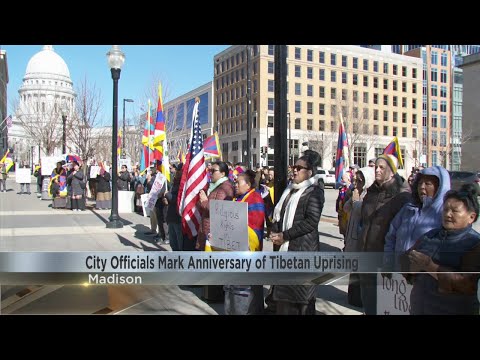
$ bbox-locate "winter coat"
[272,183,325,304]
[67,170,85,196]
[96,172,111,193]
[384,166,451,270]
[408,226,480,315]
[359,174,411,252]
[118,171,130,191]
[196,179,234,251]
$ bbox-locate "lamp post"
[246,45,252,169]
[106,45,125,229]
[122,98,134,157]
[287,112,291,165]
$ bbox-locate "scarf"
[207,176,229,196]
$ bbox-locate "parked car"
[316,168,336,188]
[448,171,480,195]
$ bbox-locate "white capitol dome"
[24,45,71,81]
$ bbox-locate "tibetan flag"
[153,83,166,163]
[203,132,221,159]
[383,136,404,168]
[1,149,14,173]
[335,115,349,188]
[117,130,122,156]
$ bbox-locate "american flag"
[3,115,12,128]
[177,98,207,239]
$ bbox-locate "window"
[441,53,448,66]
[353,57,358,69]
[373,77,378,88]
[373,61,378,72]
[374,109,379,120]
[413,128,417,138]
[319,86,325,98]
[331,121,337,132]
[342,89,347,100]
[319,51,325,63]
[393,112,398,122]
[440,100,447,112]
[268,45,274,55]
[307,84,313,97]
[307,119,313,130]
[412,83,417,93]
[331,53,336,66]
[432,115,438,127]
[307,102,313,114]
[432,150,438,165]
[268,61,274,74]
[363,59,369,71]
[402,112,407,123]
[412,68,417,78]
[295,65,301,77]
[440,86,447,98]
[353,123,359,133]
[295,83,301,95]
[319,103,325,115]
[431,51,438,65]
[412,99,417,109]
[431,69,437,82]
[363,92,368,104]
[393,80,398,91]
[353,91,358,102]
[295,100,301,113]
[440,131,447,146]
[393,96,398,107]
[393,64,398,75]
[363,75,369,87]
[331,70,336,82]
[295,118,301,129]
[432,99,438,111]
[383,95,389,106]
[232,141,238,151]
[353,74,358,85]
[431,131,438,146]
[383,63,389,74]
[331,105,337,117]
[402,66,407,77]
[375,147,384,158]
[402,82,407,92]
[353,107,358,119]
[383,110,389,121]
[402,97,407,108]
[331,88,337,100]
[354,146,367,168]
[440,70,447,83]
[383,79,388,90]
[383,126,389,135]
[268,98,274,111]
[295,47,301,59]
[319,69,325,81]
[374,125,379,135]
[342,55,347,67]
[363,108,369,120]
[319,120,325,131]
[307,67,313,79]
[440,115,447,128]
[268,79,274,92]
[373,93,378,104]
[307,49,313,61]
[342,72,348,84]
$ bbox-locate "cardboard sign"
[41,156,64,176]
[15,168,31,184]
[146,173,166,211]
[89,165,101,178]
[210,200,248,251]
[141,193,151,217]
[376,273,412,315]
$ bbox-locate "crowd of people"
[5,150,479,315]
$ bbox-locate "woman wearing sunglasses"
[224,169,266,315]
[269,150,325,315]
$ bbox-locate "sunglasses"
[210,169,220,174]
[292,165,310,172]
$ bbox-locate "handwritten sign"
[145,173,166,210]
[210,200,248,251]
[376,273,412,315]
[89,165,101,179]
[15,168,31,183]
[141,193,151,217]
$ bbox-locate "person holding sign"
[224,170,266,315]
[269,150,325,315]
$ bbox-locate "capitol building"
[9,45,76,165]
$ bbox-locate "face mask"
[422,196,433,208]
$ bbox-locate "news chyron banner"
[0,252,385,285]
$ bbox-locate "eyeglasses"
[210,169,220,174]
[292,165,310,172]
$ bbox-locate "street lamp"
[106,45,125,229]
[122,98,134,157]
[61,109,67,154]
[246,45,252,169]
[287,112,291,165]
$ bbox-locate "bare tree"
[306,130,336,169]
[67,77,103,161]
[334,91,381,167]
[440,129,474,169]
[14,93,63,156]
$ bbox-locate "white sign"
[141,193,151,217]
[210,200,248,251]
[118,158,131,172]
[376,273,412,315]
[146,173,166,210]
[41,156,64,176]
[15,168,32,184]
[89,165,101,179]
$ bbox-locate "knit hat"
[376,154,398,174]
